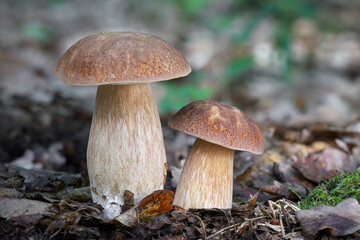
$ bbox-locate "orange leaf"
[138,190,174,222]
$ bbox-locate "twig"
[207,216,266,239]
[254,230,261,240]
[278,199,300,212]
[268,200,277,219]
[121,229,136,239]
[281,204,291,232]
[219,208,232,225]
[135,207,141,226]
[245,216,266,221]
[279,215,286,240]
[207,222,244,239]
[236,221,250,236]
[49,229,62,239]
[190,213,207,240]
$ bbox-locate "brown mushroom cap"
[169,100,264,154]
[55,32,191,86]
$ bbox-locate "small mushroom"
[169,100,263,209]
[55,32,191,218]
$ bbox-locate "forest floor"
[0,89,360,239]
[1,1,360,239]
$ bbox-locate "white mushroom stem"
[87,83,167,219]
[173,138,234,209]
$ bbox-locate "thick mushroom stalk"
[87,83,167,218]
[55,32,191,218]
[173,138,234,209]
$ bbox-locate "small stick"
[208,222,244,239]
[279,215,286,239]
[135,207,141,226]
[208,216,265,239]
[281,204,291,232]
[190,213,207,240]
[268,201,277,219]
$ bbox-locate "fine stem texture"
[173,138,234,209]
[87,83,167,218]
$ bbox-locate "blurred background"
[0,0,359,173]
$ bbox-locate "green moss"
[298,167,360,209]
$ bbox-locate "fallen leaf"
[322,169,342,181]
[0,187,23,198]
[247,191,259,211]
[4,165,86,193]
[138,189,174,222]
[171,209,190,221]
[0,173,24,189]
[0,198,51,218]
[57,186,91,202]
[252,180,292,199]
[41,199,105,238]
[114,204,139,227]
[44,211,82,236]
[145,214,172,230]
[114,190,175,227]
[171,222,185,235]
[294,147,352,182]
[66,225,100,238]
[11,214,44,227]
[296,198,360,237]
[283,141,328,157]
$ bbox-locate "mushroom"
[169,100,263,209]
[55,32,191,218]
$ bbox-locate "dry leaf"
[0,198,51,218]
[294,147,351,182]
[0,187,23,198]
[138,189,174,222]
[283,141,328,157]
[296,198,360,237]
[113,204,139,227]
[247,191,259,211]
[252,180,292,199]
[114,190,175,226]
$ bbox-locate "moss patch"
[298,167,360,209]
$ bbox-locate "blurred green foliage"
[161,0,318,113]
[226,56,254,80]
[229,0,316,81]
[21,21,54,43]
[48,0,66,9]
[159,73,214,114]
[178,0,207,16]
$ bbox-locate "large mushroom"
[55,32,191,218]
[169,100,263,209]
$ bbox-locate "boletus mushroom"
[169,100,263,209]
[55,32,191,218]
